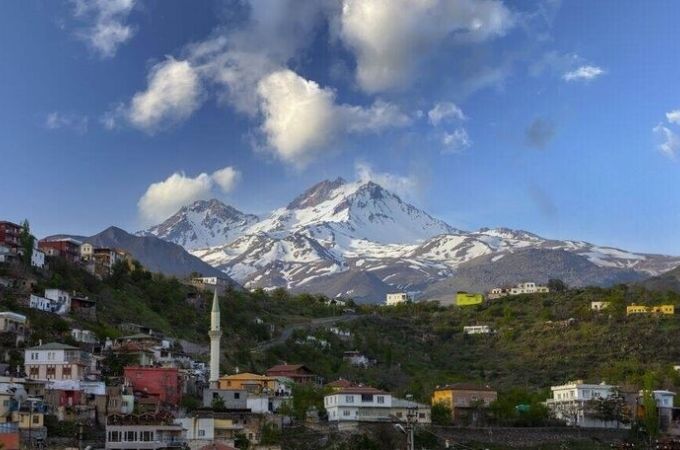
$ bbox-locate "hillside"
[640,264,680,293]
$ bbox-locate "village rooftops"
[434,383,496,392]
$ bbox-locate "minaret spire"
[209,288,222,388]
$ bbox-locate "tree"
[431,402,452,425]
[211,395,226,411]
[547,279,567,293]
[585,388,630,428]
[19,219,34,267]
[641,374,659,441]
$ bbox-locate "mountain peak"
[287,177,347,210]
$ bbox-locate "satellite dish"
[13,385,28,404]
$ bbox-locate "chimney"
[38,339,42,346]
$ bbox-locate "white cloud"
[338,0,514,92]
[441,128,471,153]
[428,102,465,125]
[256,69,410,167]
[653,124,680,160]
[666,110,680,125]
[45,112,88,134]
[355,162,421,201]
[562,65,605,82]
[128,57,202,132]
[138,166,241,224]
[72,0,136,58]
[212,166,241,193]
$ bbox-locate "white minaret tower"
[209,288,222,388]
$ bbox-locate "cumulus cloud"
[428,102,465,125]
[45,112,89,134]
[562,65,605,82]
[355,162,422,201]
[666,110,680,125]
[525,117,555,149]
[653,124,680,160]
[127,57,202,132]
[72,0,137,58]
[138,166,241,224]
[338,0,515,92]
[441,128,472,153]
[256,69,410,167]
[212,166,241,193]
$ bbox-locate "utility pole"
[405,394,415,450]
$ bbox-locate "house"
[37,238,81,263]
[203,388,248,409]
[124,366,182,408]
[326,379,358,392]
[24,342,94,381]
[70,329,98,344]
[343,351,371,368]
[432,384,497,423]
[176,411,265,447]
[456,292,484,306]
[329,327,351,339]
[545,380,631,428]
[487,287,508,300]
[92,248,126,277]
[591,301,611,311]
[0,246,17,264]
[509,282,549,295]
[463,325,492,335]
[626,304,675,315]
[70,295,96,320]
[80,243,94,260]
[29,289,71,315]
[325,387,392,422]
[0,222,22,251]
[385,293,410,306]
[0,312,27,345]
[265,364,317,384]
[191,276,232,294]
[105,412,184,450]
[44,289,71,310]
[639,390,675,431]
[391,398,432,424]
[30,248,45,269]
[217,373,280,394]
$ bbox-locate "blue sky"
[2,0,680,254]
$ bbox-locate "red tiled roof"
[326,379,357,389]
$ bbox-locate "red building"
[124,366,182,408]
[265,364,317,384]
[38,238,81,263]
[0,221,22,250]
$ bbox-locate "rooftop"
[28,342,79,351]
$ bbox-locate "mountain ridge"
[141,178,680,302]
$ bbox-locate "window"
[198,430,205,437]
[345,395,354,403]
[343,410,351,416]
[361,394,373,403]
[46,366,56,379]
[124,431,136,442]
[377,396,385,404]
[108,431,121,442]
[419,413,425,419]
[33,415,40,424]
[140,431,153,441]
[29,367,39,377]
[234,392,240,399]
[63,366,72,379]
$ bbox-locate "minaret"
[209,288,222,388]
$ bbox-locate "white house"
[24,342,94,381]
[29,289,71,315]
[509,282,549,295]
[463,325,492,335]
[176,416,215,443]
[591,302,611,311]
[325,387,392,422]
[80,243,94,260]
[330,327,352,339]
[71,328,98,344]
[545,381,630,429]
[31,248,45,269]
[385,293,410,306]
[45,289,71,310]
[390,398,431,424]
[642,390,675,430]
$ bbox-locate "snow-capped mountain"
[144,178,680,302]
[140,199,259,250]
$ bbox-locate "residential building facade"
[24,342,94,381]
[432,384,498,423]
[546,381,631,428]
[456,292,484,306]
[385,293,410,306]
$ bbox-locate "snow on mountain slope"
[143,178,680,301]
[140,199,259,250]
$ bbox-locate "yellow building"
[218,373,277,392]
[432,384,497,422]
[11,410,44,429]
[626,304,675,315]
[456,292,484,306]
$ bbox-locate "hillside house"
[463,325,492,335]
[432,384,497,423]
[325,387,392,422]
[124,366,183,408]
[626,304,675,315]
[591,301,611,311]
[510,282,549,295]
[0,312,26,345]
[385,293,410,306]
[266,364,318,384]
[30,248,45,269]
[105,412,184,450]
[545,381,631,428]
[24,342,94,381]
[456,292,484,306]
[38,238,81,263]
[0,222,21,252]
